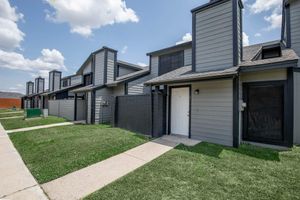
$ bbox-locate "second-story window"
[159,51,184,75]
[62,79,69,87]
[84,73,93,86]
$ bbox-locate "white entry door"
[170,87,190,136]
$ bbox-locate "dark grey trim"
[104,49,108,84]
[232,0,239,67]
[192,12,196,72]
[167,85,191,138]
[281,1,286,44]
[59,72,62,90]
[147,41,192,56]
[233,75,239,148]
[114,52,117,81]
[191,0,230,13]
[150,84,154,137]
[91,90,96,124]
[286,4,291,48]
[240,3,243,61]
[74,93,78,121]
[124,83,128,95]
[240,60,298,72]
[149,55,152,74]
[92,54,96,86]
[286,68,294,147]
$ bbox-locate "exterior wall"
[87,92,92,124]
[184,48,192,66]
[191,79,233,146]
[83,61,92,74]
[49,72,53,91]
[106,51,116,83]
[239,69,288,142]
[38,79,44,93]
[28,84,34,95]
[127,75,152,95]
[71,75,82,86]
[94,88,113,124]
[151,56,159,76]
[54,73,61,91]
[94,51,105,85]
[194,0,234,72]
[290,0,300,67]
[113,84,125,96]
[294,71,300,144]
[118,66,136,77]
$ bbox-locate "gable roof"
[117,60,145,71]
[147,41,192,56]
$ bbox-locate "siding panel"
[95,88,113,124]
[106,51,115,83]
[290,0,300,67]
[184,48,192,66]
[195,0,233,72]
[94,51,105,85]
[191,79,233,146]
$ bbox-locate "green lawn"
[0,112,24,118]
[0,109,22,113]
[9,125,149,183]
[86,142,300,200]
[0,116,67,130]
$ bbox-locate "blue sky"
[0,0,283,94]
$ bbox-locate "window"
[62,79,69,87]
[84,73,93,86]
[262,45,282,59]
[159,51,184,75]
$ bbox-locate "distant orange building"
[0,98,21,109]
[0,92,23,109]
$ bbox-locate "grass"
[0,109,22,113]
[85,142,300,200]
[0,116,67,130]
[0,112,24,118]
[9,125,149,183]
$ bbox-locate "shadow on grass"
[176,142,280,161]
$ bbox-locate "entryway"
[169,86,190,137]
[243,81,286,146]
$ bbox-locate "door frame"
[168,85,191,138]
[242,80,291,146]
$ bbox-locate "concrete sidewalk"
[42,136,201,200]
[0,123,48,200]
[0,116,23,120]
[6,122,74,134]
[0,111,23,115]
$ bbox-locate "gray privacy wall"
[194,0,242,72]
[76,100,86,121]
[191,79,233,146]
[294,71,300,144]
[48,100,75,121]
[87,92,92,124]
[290,0,300,67]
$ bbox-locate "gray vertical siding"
[94,51,105,85]
[294,71,300,144]
[118,67,136,77]
[83,61,92,74]
[191,79,233,146]
[71,75,82,86]
[194,1,233,72]
[290,0,300,67]
[151,56,159,76]
[106,51,115,83]
[184,48,192,66]
[94,88,113,124]
[76,100,86,121]
[54,73,61,91]
[87,92,92,124]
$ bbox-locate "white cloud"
[45,0,139,37]
[255,33,262,37]
[121,45,128,54]
[176,33,192,45]
[249,0,282,14]
[0,0,25,51]
[243,32,250,46]
[137,62,147,67]
[264,12,282,30]
[0,49,67,77]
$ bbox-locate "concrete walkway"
[42,135,201,200]
[0,111,23,115]
[0,123,48,200]
[6,122,74,134]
